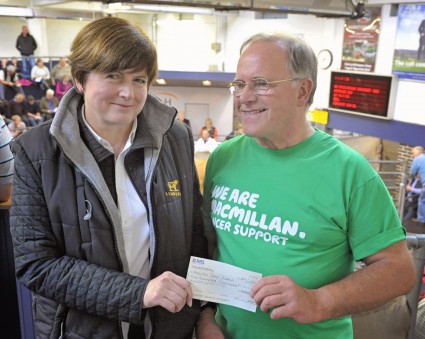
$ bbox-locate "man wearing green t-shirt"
[196,32,415,339]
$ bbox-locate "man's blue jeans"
[418,190,425,223]
[20,55,35,78]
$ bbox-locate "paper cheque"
[186,256,262,312]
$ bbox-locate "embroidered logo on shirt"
[166,179,181,196]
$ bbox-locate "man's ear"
[297,78,314,106]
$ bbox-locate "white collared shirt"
[82,107,150,338]
[82,107,150,278]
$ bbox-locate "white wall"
[0,17,30,57]
[150,86,233,140]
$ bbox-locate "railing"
[369,159,408,222]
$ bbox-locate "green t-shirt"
[202,129,405,339]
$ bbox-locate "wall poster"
[341,7,381,72]
[393,4,425,81]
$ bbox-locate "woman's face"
[77,69,148,132]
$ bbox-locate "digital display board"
[328,71,397,119]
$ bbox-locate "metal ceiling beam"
[99,0,364,18]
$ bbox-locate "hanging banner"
[392,4,425,81]
[341,7,381,72]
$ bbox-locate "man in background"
[411,146,425,224]
[16,25,37,79]
[195,128,218,153]
[403,174,423,222]
[0,62,22,101]
[176,111,191,128]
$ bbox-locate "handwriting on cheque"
[186,256,262,312]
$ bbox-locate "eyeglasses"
[228,77,299,96]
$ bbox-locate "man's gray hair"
[413,146,424,154]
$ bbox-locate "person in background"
[11,57,22,76]
[16,25,37,79]
[31,58,51,92]
[0,58,7,72]
[8,114,27,138]
[197,32,415,339]
[200,117,218,140]
[39,88,59,120]
[55,74,73,101]
[411,146,425,224]
[403,174,423,222]
[177,111,191,128]
[0,115,14,201]
[195,128,218,153]
[0,62,22,101]
[0,58,7,100]
[50,57,72,86]
[225,122,244,140]
[9,16,206,339]
[7,93,26,121]
[23,95,43,126]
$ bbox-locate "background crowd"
[0,25,72,136]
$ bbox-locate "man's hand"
[143,271,192,313]
[251,275,322,323]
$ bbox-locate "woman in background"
[55,74,72,101]
[200,117,218,140]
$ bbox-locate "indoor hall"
[1,0,425,338]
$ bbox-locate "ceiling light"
[156,79,167,85]
[0,6,33,17]
[132,4,214,15]
[202,80,212,86]
[109,3,131,10]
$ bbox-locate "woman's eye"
[135,78,147,85]
[106,74,118,79]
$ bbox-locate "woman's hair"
[240,32,317,105]
[69,17,158,88]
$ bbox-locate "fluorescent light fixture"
[109,3,131,10]
[202,80,212,86]
[0,6,33,17]
[132,4,214,15]
[156,79,167,85]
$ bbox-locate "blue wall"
[327,110,425,146]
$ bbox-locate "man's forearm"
[314,241,415,321]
